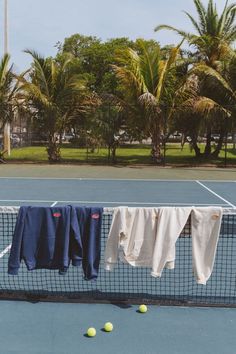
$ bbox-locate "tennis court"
[0,170,235,354]
[0,176,236,207]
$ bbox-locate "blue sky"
[0,0,232,71]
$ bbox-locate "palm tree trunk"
[190,135,201,158]
[151,142,162,163]
[211,129,224,158]
[111,145,117,164]
[204,128,212,157]
[150,119,163,164]
[107,145,111,162]
[232,122,236,151]
[46,133,61,162]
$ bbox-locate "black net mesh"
[0,208,235,307]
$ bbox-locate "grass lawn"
[5,143,236,166]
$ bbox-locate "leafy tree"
[20,51,89,162]
[171,55,236,158]
[91,105,122,163]
[172,94,231,158]
[57,34,135,94]
[112,39,183,163]
[191,57,236,156]
[155,0,236,159]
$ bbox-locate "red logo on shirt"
[92,213,100,219]
[53,213,61,217]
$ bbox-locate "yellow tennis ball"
[104,322,113,332]
[139,304,148,313]
[87,327,96,337]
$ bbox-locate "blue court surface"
[0,177,235,207]
[0,302,235,354]
[0,176,235,354]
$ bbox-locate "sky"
[0,0,233,72]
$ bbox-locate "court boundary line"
[196,181,236,208]
[0,244,11,258]
[0,199,229,206]
[0,177,236,182]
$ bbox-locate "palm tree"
[19,51,88,162]
[172,94,231,158]
[193,57,236,153]
[171,54,236,158]
[91,95,125,163]
[155,0,236,68]
[112,39,182,163]
[0,54,19,158]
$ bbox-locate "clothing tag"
[212,214,219,220]
[120,232,127,241]
[53,213,61,218]
[92,213,100,219]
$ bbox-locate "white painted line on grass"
[196,181,236,208]
[0,244,11,258]
[50,201,58,207]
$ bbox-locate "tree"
[191,57,236,156]
[0,54,19,158]
[171,56,236,158]
[155,0,236,68]
[172,95,231,158]
[20,51,89,162]
[112,39,182,163]
[56,34,135,95]
[89,95,126,163]
[155,0,236,159]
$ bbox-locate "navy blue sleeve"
[70,206,83,267]
[82,207,103,281]
[8,207,28,275]
[47,206,72,274]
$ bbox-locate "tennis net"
[0,207,235,307]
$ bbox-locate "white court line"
[50,201,58,207]
[0,177,235,182]
[196,181,236,208]
[0,199,55,203]
[0,199,229,206]
[0,244,11,258]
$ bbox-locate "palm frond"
[193,0,207,33]
[20,80,51,107]
[218,0,229,35]
[224,26,236,42]
[154,25,193,40]
[24,49,50,97]
[137,39,160,93]
[183,11,203,35]
[112,48,148,95]
[156,42,182,102]
[191,64,236,106]
[178,96,231,127]
[223,4,236,32]
[226,54,236,91]
[0,54,11,87]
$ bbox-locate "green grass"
[7,146,48,162]
[5,143,236,166]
